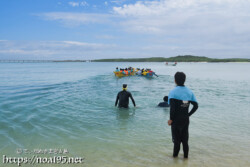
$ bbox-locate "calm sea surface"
[0,62,250,167]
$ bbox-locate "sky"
[0,0,250,60]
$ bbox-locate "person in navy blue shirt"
[158,96,170,107]
[115,84,136,108]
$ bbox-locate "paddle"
[154,73,159,77]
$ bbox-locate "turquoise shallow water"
[0,62,250,167]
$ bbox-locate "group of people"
[115,72,198,159]
[115,67,157,76]
[115,67,134,75]
[135,68,153,76]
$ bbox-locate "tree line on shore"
[92,55,250,62]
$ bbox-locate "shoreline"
[1,61,250,63]
[1,56,250,63]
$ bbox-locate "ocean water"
[0,62,250,167]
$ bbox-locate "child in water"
[158,96,170,107]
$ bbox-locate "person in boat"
[115,84,136,108]
[158,96,169,107]
[127,68,131,75]
[148,69,154,74]
[130,67,134,73]
[136,69,142,75]
[121,69,126,75]
[129,67,134,73]
[147,69,158,77]
[115,67,119,72]
[141,68,144,75]
[124,68,128,75]
[168,72,198,158]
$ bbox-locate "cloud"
[1,37,249,60]
[112,0,250,34]
[95,35,115,39]
[113,0,248,16]
[110,0,127,5]
[28,0,250,58]
[69,2,79,7]
[110,0,250,58]
[68,1,88,7]
[40,0,250,35]
[0,40,116,60]
[39,12,113,26]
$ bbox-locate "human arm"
[168,99,176,125]
[153,72,159,77]
[188,101,198,116]
[129,93,136,107]
[115,93,119,107]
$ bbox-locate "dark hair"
[163,96,168,102]
[123,84,127,88]
[174,72,186,86]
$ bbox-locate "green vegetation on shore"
[2,55,249,63]
[92,55,250,62]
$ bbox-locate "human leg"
[181,123,189,158]
[172,125,181,157]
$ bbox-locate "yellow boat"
[113,71,127,77]
[114,68,137,77]
[141,71,156,77]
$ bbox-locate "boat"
[140,69,158,77]
[165,62,177,66]
[114,68,158,78]
[113,71,136,77]
[113,67,137,77]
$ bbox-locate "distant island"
[1,55,249,63]
[92,55,250,62]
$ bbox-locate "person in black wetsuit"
[158,96,170,107]
[168,72,198,158]
[115,84,136,108]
